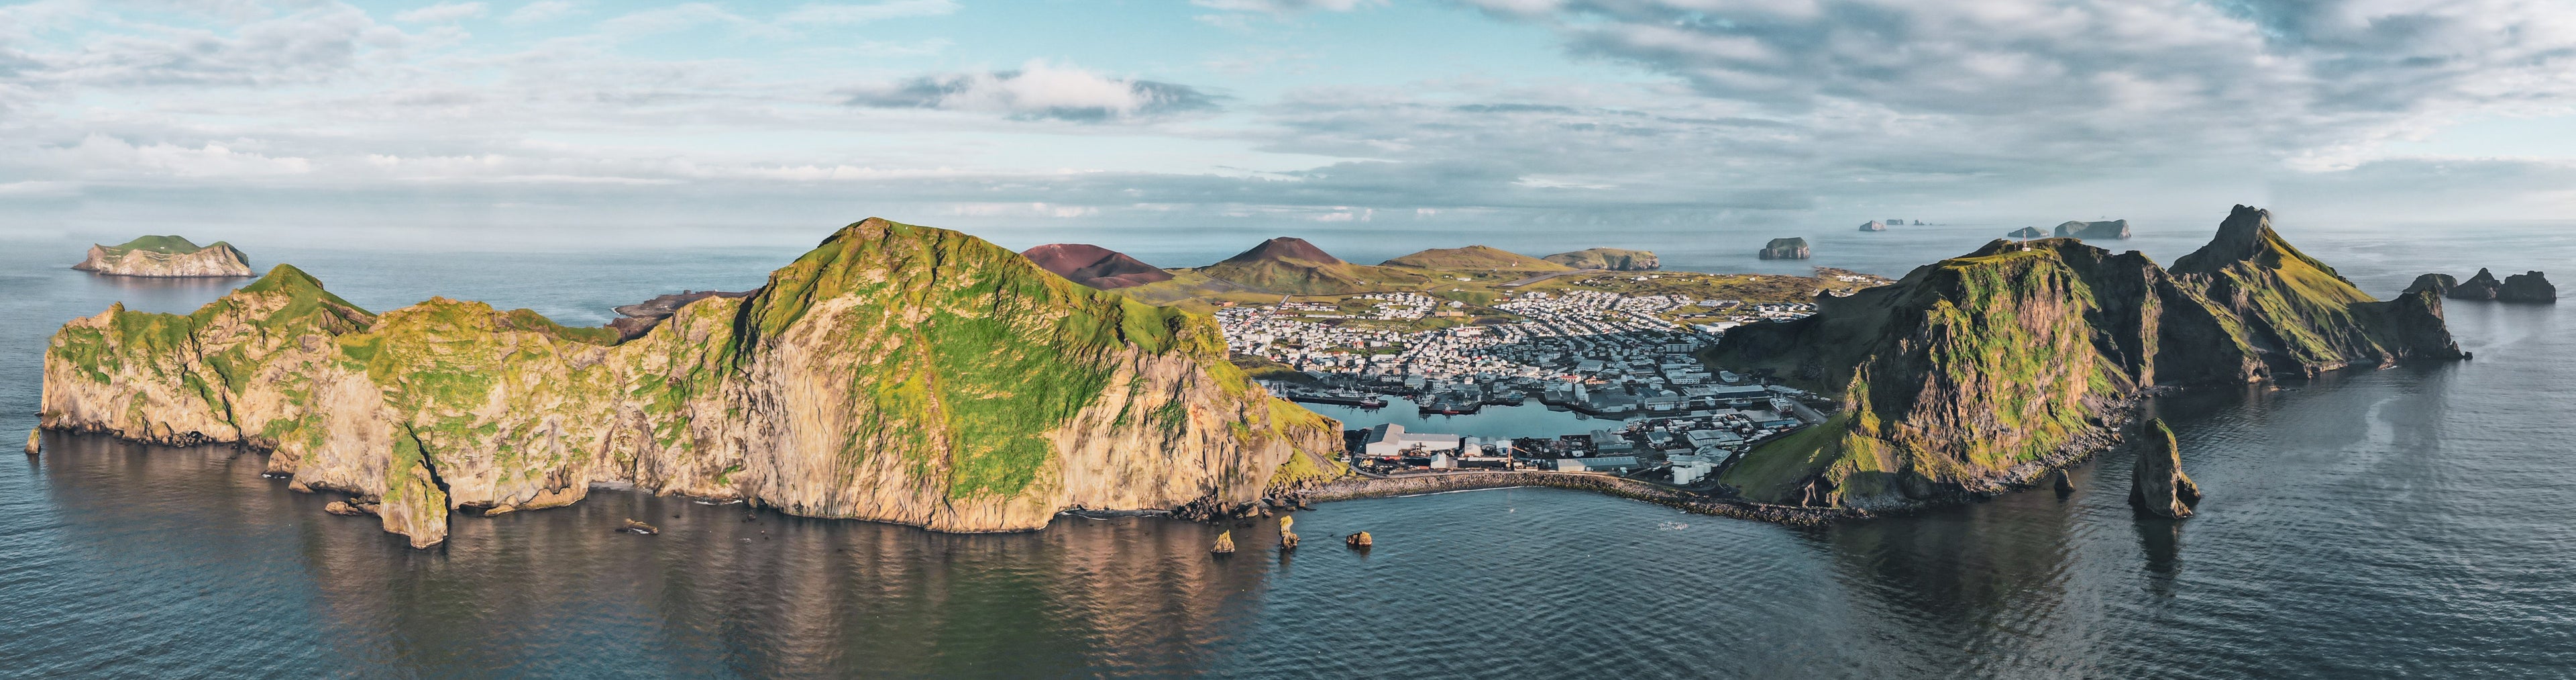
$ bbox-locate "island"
[71,236,254,278]
[1857,221,1886,232]
[39,218,1346,548]
[2053,220,2131,240]
[1542,248,1659,271]
[1711,206,2456,511]
[1758,238,1811,260]
[2008,227,2047,239]
[2447,268,2557,303]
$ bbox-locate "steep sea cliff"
[38,219,1343,547]
[1714,205,2458,509]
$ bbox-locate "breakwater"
[1301,471,1848,526]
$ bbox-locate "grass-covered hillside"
[43,218,1343,548]
[1711,205,2459,509]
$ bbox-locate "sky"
[6,0,2576,250]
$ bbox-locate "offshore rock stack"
[2129,419,2203,519]
[1277,516,1300,549]
[1212,530,1236,554]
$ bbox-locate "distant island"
[2436,268,2557,303]
[1712,205,2457,510]
[1857,220,1886,232]
[40,219,1344,548]
[2008,227,2047,239]
[1758,238,1811,260]
[1542,247,1658,271]
[71,236,253,277]
[2053,220,2131,240]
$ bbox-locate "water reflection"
[31,433,1283,677]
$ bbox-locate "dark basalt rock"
[2129,419,2202,519]
[2406,273,2457,296]
[1858,220,1887,232]
[2504,271,2557,303]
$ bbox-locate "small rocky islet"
[1758,238,1811,260]
[2416,268,2556,303]
[71,236,254,278]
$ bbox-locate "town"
[1217,286,1838,488]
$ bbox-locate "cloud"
[845,61,1219,121]
[503,1,578,25]
[777,0,959,25]
[1190,0,1381,12]
[394,2,488,23]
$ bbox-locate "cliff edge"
[41,218,1345,548]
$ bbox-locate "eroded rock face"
[1713,206,2457,511]
[2128,419,2202,518]
[41,218,1346,548]
[1758,238,1811,260]
[72,236,254,278]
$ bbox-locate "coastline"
[1297,470,1849,526]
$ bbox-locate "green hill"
[1381,245,1570,272]
[1185,236,1432,295]
[1543,248,1658,271]
[1711,205,2457,509]
[42,218,1344,548]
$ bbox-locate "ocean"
[1,221,2569,678]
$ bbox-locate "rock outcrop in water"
[2128,419,2201,518]
[1021,244,1175,290]
[1542,248,1660,271]
[1713,205,2458,511]
[1858,221,1887,232]
[40,218,1346,548]
[1758,238,1811,260]
[2449,268,2557,303]
[2053,220,2131,240]
[72,236,254,278]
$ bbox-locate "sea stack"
[22,430,36,455]
[2448,269,2553,302]
[1345,531,1371,548]
[2129,419,2202,519]
[72,236,254,278]
[1758,238,1811,260]
[2406,273,2457,296]
[2053,220,2132,240]
[1858,220,1887,232]
[1213,530,1236,554]
[1278,516,1299,548]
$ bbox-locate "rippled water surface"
[2,225,2571,678]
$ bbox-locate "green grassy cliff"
[1713,205,2457,509]
[42,218,1344,548]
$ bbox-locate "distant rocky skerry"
[72,236,254,278]
[2418,268,2556,303]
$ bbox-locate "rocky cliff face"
[1758,238,1811,260]
[72,236,254,278]
[1713,205,2457,509]
[42,218,1344,548]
